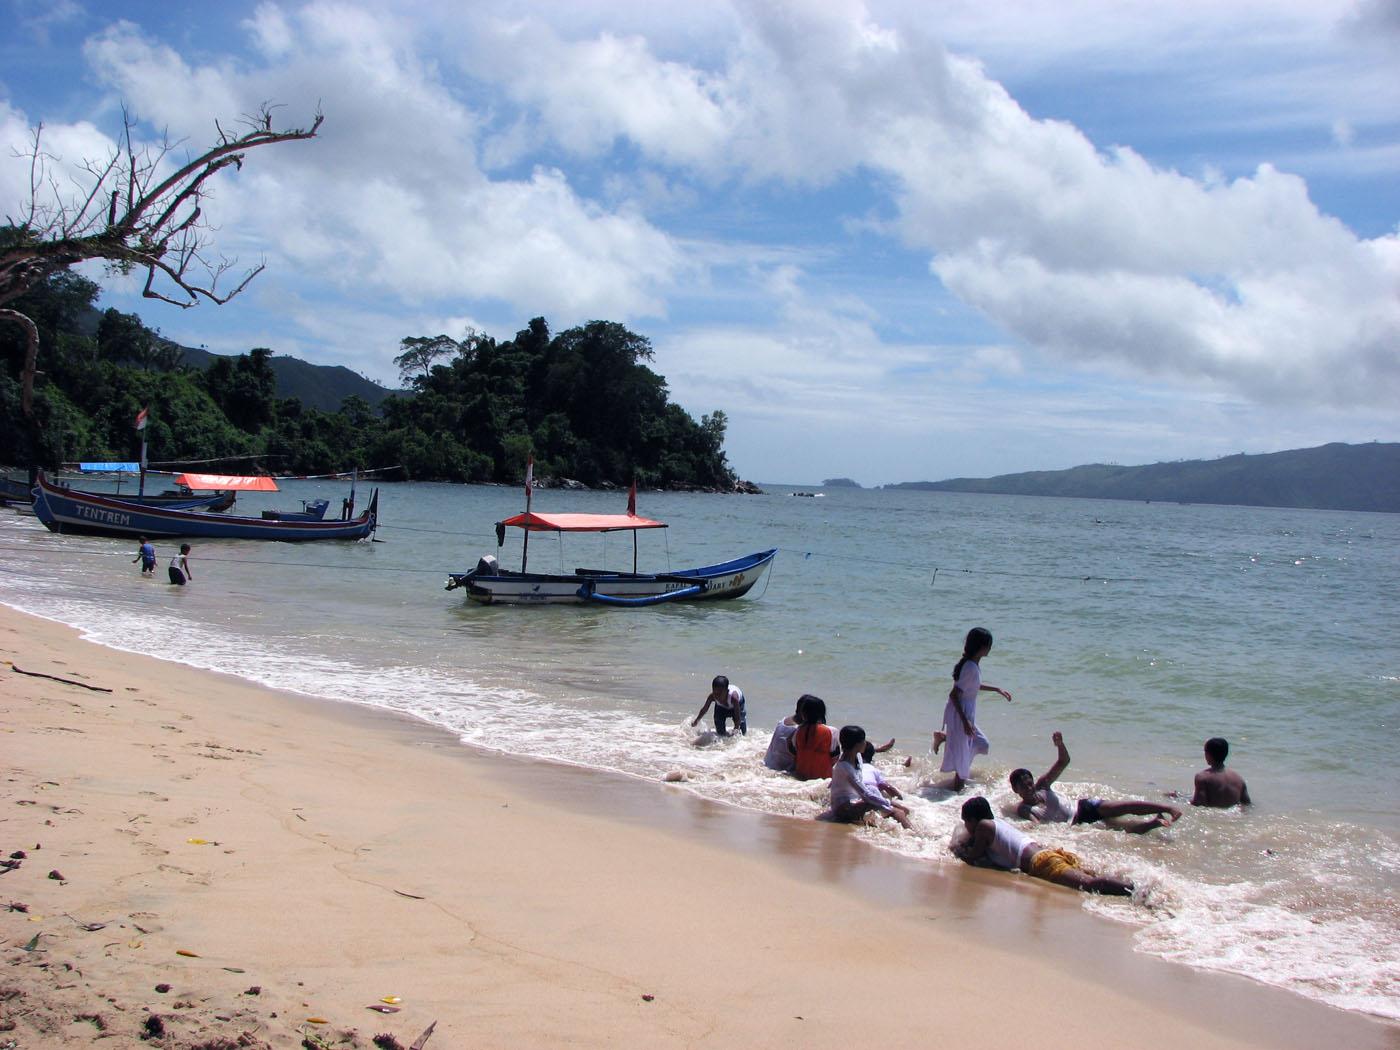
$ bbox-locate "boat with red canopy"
[445,471,774,606]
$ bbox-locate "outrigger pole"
[521,456,534,572]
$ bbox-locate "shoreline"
[1,602,1393,1048]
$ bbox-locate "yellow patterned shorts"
[1028,847,1082,881]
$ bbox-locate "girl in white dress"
[936,627,1012,789]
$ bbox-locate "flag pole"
[135,406,149,496]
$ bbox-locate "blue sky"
[3,0,1397,484]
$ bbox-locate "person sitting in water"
[828,726,912,829]
[953,796,1133,896]
[860,741,904,803]
[788,695,839,780]
[1190,737,1251,808]
[1009,731,1181,833]
[691,674,746,737]
[764,695,810,772]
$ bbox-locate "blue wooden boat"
[32,473,378,542]
[445,498,775,606]
[0,475,234,510]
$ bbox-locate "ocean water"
[3,480,1397,1019]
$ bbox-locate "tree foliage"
[0,272,738,491]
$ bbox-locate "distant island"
[822,477,862,488]
[883,443,1400,513]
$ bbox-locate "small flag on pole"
[134,406,149,431]
[627,478,637,516]
[524,455,534,511]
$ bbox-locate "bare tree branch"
[1,102,323,419]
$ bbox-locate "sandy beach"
[1,603,1392,1049]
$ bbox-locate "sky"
[2,0,1398,485]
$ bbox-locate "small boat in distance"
[31,472,378,542]
[446,467,775,606]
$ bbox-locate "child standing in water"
[936,627,1012,790]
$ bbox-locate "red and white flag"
[524,455,534,511]
[134,406,149,431]
[627,478,637,516]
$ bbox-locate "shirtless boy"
[1191,737,1251,807]
[1009,731,1181,833]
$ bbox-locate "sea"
[2,479,1397,1020]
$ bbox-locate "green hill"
[178,346,404,413]
[885,443,1400,513]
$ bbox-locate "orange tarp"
[498,511,666,533]
[176,473,279,491]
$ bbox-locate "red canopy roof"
[176,473,279,491]
[498,511,666,533]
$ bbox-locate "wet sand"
[1,604,1393,1048]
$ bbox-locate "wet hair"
[1205,737,1229,763]
[798,695,827,725]
[839,725,866,752]
[952,627,993,681]
[179,543,191,554]
[961,796,994,823]
[1009,767,1033,789]
[712,675,729,691]
[861,741,877,763]
[793,695,809,718]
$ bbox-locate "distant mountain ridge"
[178,346,405,413]
[884,443,1400,513]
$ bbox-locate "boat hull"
[32,475,377,541]
[1,478,234,511]
[446,549,776,605]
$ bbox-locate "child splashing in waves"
[935,627,1012,790]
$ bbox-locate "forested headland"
[0,268,738,490]
[885,443,1400,513]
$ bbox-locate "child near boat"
[691,675,746,736]
[168,544,193,586]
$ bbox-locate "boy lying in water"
[953,796,1133,896]
[1010,732,1181,833]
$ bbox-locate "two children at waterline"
[705,626,1250,897]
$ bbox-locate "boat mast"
[521,456,534,573]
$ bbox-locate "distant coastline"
[881,442,1400,513]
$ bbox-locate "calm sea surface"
[3,480,1397,1018]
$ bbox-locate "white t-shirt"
[763,720,798,770]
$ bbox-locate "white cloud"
[456,0,1400,410]
[69,10,690,323]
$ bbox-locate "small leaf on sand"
[186,838,208,845]
[79,922,107,931]
[222,967,245,973]
[128,939,143,949]
[393,890,425,900]
[380,996,402,1004]
[21,934,40,951]
[367,1004,400,1013]
[175,949,199,958]
[306,1016,329,1024]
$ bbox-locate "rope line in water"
[778,546,1147,584]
